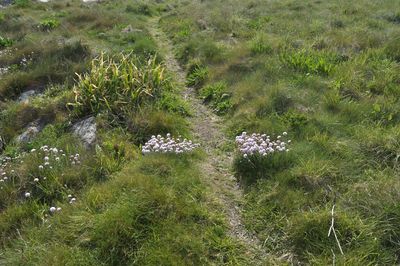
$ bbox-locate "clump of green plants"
[39,18,60,31]
[186,61,208,88]
[71,53,170,118]
[249,34,272,55]
[280,111,309,131]
[200,82,232,115]
[280,49,340,75]
[0,36,13,48]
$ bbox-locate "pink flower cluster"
[235,132,291,158]
[142,134,200,154]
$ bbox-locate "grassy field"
[1,0,400,265]
[160,0,400,264]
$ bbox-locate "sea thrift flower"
[25,192,31,198]
[235,131,291,158]
[142,134,200,154]
[49,207,56,213]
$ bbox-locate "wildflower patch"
[235,132,290,158]
[234,132,293,185]
[142,134,200,154]
[0,145,82,213]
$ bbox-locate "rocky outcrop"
[18,90,38,104]
[16,120,44,143]
[72,116,96,147]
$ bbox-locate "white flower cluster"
[0,156,19,183]
[0,66,10,75]
[68,194,77,204]
[0,145,80,190]
[36,145,75,170]
[49,206,62,213]
[0,50,33,75]
[235,132,291,158]
[142,134,200,154]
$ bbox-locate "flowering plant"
[235,131,290,158]
[0,145,82,211]
[234,131,292,185]
[142,134,200,154]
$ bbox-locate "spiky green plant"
[71,53,170,117]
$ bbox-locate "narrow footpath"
[147,17,268,263]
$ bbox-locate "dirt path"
[147,17,268,263]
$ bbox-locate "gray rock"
[18,90,37,104]
[72,116,96,147]
[0,0,13,6]
[16,120,44,143]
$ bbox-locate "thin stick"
[328,204,344,255]
[331,249,336,266]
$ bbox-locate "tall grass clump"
[71,53,170,117]
[280,49,341,75]
[186,61,208,89]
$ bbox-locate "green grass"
[159,0,400,264]
[0,1,252,265]
[0,154,250,265]
[2,0,400,264]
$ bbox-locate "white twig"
[328,204,344,255]
[331,249,336,266]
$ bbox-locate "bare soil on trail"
[147,17,269,263]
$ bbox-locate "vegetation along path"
[147,17,268,262]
